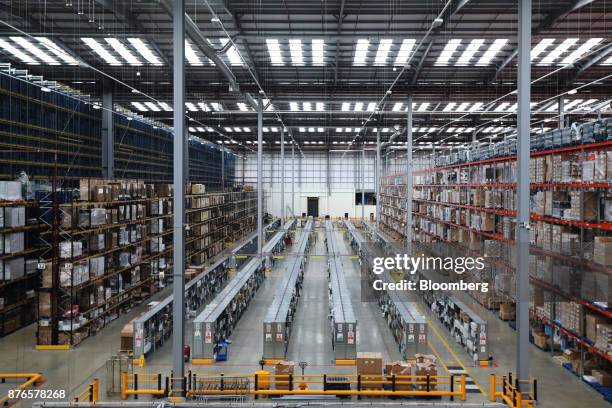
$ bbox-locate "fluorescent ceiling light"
[185,102,198,111]
[233,127,242,132]
[271,127,278,132]
[289,39,304,65]
[0,38,37,64]
[144,102,160,112]
[539,38,578,65]
[189,127,196,132]
[303,102,312,111]
[336,128,343,132]
[456,39,484,66]
[237,102,249,111]
[354,127,360,132]
[82,37,121,65]
[37,37,78,65]
[210,102,222,111]
[354,39,369,66]
[312,39,325,65]
[477,39,507,65]
[435,39,461,65]
[316,102,325,111]
[224,127,232,132]
[105,38,141,65]
[354,102,364,111]
[457,102,471,111]
[494,102,510,112]
[185,40,203,65]
[531,38,555,61]
[159,102,173,111]
[220,39,242,65]
[197,127,205,132]
[263,127,270,132]
[290,102,299,111]
[561,38,602,65]
[308,127,315,132]
[128,38,162,65]
[131,102,148,112]
[394,39,416,66]
[428,127,437,133]
[341,102,350,111]
[392,102,403,111]
[564,99,583,110]
[206,127,214,132]
[366,102,377,112]
[374,39,393,65]
[345,127,352,132]
[266,39,283,65]
[299,127,306,132]
[317,127,324,133]
[197,102,210,111]
[469,102,484,112]
[11,37,59,65]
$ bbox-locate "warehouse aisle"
[335,227,403,362]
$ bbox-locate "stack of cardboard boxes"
[274,360,295,390]
[414,354,437,390]
[357,352,383,389]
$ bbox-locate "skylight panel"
[392,102,403,111]
[469,102,484,112]
[220,39,242,65]
[456,39,484,66]
[266,39,283,65]
[144,102,161,112]
[418,127,428,132]
[224,127,232,132]
[354,39,369,66]
[312,39,325,65]
[237,102,249,111]
[476,39,507,65]
[545,103,558,112]
[131,102,148,112]
[446,127,456,133]
[577,99,598,110]
[0,38,37,64]
[303,102,312,111]
[336,128,343,132]
[394,39,416,66]
[531,38,555,61]
[206,127,214,132]
[457,102,471,111]
[345,127,352,132]
[82,37,121,65]
[602,56,612,65]
[435,39,461,65]
[417,103,430,112]
[185,40,203,65]
[290,102,299,111]
[233,127,242,132]
[564,99,583,110]
[197,127,205,132]
[105,38,141,65]
[483,126,494,133]
[366,102,377,112]
[539,38,578,65]
[428,127,437,133]
[316,102,325,111]
[374,39,393,65]
[354,127,360,132]
[197,102,210,111]
[561,38,602,65]
[443,102,456,112]
[159,102,173,111]
[317,127,324,133]
[299,127,306,132]
[185,102,198,111]
[494,102,510,112]
[354,102,364,111]
[263,127,270,132]
[341,102,351,111]
[271,127,278,132]
[189,127,196,132]
[127,38,162,65]
[210,103,222,111]
[10,37,58,65]
[289,39,304,65]
[308,127,315,132]
[36,37,78,65]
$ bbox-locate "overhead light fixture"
[392,102,403,111]
[128,38,163,65]
[10,37,58,65]
[40,86,51,93]
[477,39,508,66]
[144,102,161,112]
[105,38,141,65]
[131,102,148,111]
[456,39,484,66]
[159,102,173,111]
[290,102,300,111]
[539,38,578,65]
[266,39,283,65]
[211,17,221,24]
[354,102,364,111]
[185,40,203,65]
[435,39,461,66]
[0,38,38,64]
[374,39,393,65]
[567,88,578,95]
[312,39,325,65]
[353,39,369,66]
[394,39,416,66]
[289,39,304,65]
[37,37,79,65]
[341,102,350,111]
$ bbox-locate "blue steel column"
[171,0,186,395]
[257,96,263,255]
[102,91,114,178]
[376,128,381,227]
[405,95,413,254]
[281,127,285,222]
[516,0,531,388]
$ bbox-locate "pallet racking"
[380,121,612,375]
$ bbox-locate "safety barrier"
[120,372,167,400]
[73,378,99,403]
[490,373,537,408]
[0,373,44,406]
[185,373,467,401]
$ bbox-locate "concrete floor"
[0,225,608,407]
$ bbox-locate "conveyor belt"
[344,220,367,252]
[325,220,357,361]
[262,218,314,360]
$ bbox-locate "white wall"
[235,150,377,219]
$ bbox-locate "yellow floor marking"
[427,341,449,374]
[412,301,488,398]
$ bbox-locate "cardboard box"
[384,361,413,390]
[357,352,383,389]
[586,314,608,343]
[532,330,550,349]
[592,370,612,387]
[274,361,295,390]
[594,237,612,266]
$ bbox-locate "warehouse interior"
[0,0,611,407]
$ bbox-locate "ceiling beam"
[411,41,433,85]
[333,0,347,86]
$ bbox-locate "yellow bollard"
[121,372,127,400]
[490,374,496,402]
[461,374,466,401]
[93,378,100,402]
[516,390,523,408]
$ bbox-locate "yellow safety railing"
[0,373,44,406]
[73,378,99,403]
[185,372,467,401]
[120,372,167,400]
[490,373,537,408]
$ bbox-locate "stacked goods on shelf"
[356,352,383,389]
[0,181,43,336]
[186,184,226,266]
[226,191,257,242]
[379,119,612,376]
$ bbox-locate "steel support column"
[405,95,414,254]
[280,127,285,222]
[257,96,263,255]
[101,90,114,178]
[291,143,295,217]
[376,129,381,227]
[516,0,531,389]
[171,0,186,395]
[361,146,365,221]
[558,96,565,129]
[221,147,225,190]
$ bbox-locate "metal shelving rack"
[380,121,612,374]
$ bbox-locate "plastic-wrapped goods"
[119,252,131,268]
[3,233,25,254]
[60,241,83,259]
[89,234,105,251]
[1,257,25,280]
[582,160,595,182]
[90,257,105,277]
[2,207,25,227]
[0,181,22,201]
